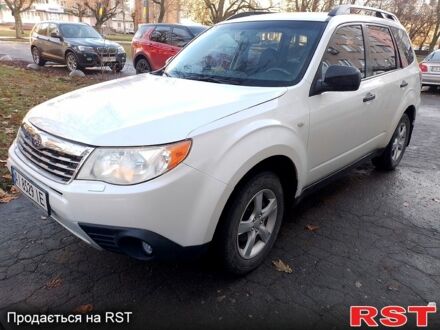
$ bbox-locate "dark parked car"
[131,23,207,74]
[30,21,126,72]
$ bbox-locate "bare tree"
[203,0,274,24]
[65,1,89,22]
[85,0,120,32]
[152,0,166,22]
[428,0,440,51]
[3,0,36,38]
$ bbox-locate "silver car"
[420,50,440,87]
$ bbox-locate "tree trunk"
[13,11,23,38]
[158,0,165,22]
[122,7,126,33]
[95,21,103,34]
[79,14,83,22]
[428,24,440,52]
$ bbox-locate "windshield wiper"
[186,75,243,85]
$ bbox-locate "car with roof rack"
[8,6,420,274]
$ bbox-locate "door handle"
[363,93,376,103]
[400,80,408,88]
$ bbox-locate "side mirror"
[313,65,361,95]
[165,56,175,66]
[50,32,62,40]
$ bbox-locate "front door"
[306,24,384,184]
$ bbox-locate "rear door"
[35,23,49,57]
[149,25,175,69]
[363,24,405,140]
[47,23,64,61]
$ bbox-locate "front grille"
[16,123,93,183]
[96,47,117,56]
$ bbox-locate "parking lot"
[0,88,438,329]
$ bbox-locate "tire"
[135,57,151,74]
[110,62,124,73]
[65,52,81,72]
[214,171,284,275]
[373,113,411,171]
[31,47,46,66]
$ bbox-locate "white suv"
[7,6,420,274]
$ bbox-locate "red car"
[132,23,207,74]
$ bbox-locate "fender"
[383,77,420,146]
[185,100,308,242]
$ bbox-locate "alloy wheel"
[237,189,278,259]
[391,122,407,162]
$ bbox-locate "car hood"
[25,74,287,146]
[65,38,120,48]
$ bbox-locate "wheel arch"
[134,53,151,69]
[404,105,416,146]
[211,154,298,244]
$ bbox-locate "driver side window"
[320,25,366,79]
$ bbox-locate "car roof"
[36,21,90,26]
[221,11,404,29]
[139,23,208,29]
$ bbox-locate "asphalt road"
[0,90,440,330]
[0,40,136,76]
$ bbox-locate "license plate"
[432,66,440,72]
[12,167,50,215]
[102,57,116,62]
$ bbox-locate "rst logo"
[350,304,437,327]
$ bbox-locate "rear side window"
[151,26,171,44]
[390,27,414,67]
[366,25,397,76]
[37,23,48,36]
[171,27,192,47]
[320,25,366,78]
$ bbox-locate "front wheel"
[214,172,284,275]
[110,62,124,73]
[373,113,411,170]
[65,52,81,72]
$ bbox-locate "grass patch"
[105,33,133,42]
[0,26,31,39]
[0,64,98,191]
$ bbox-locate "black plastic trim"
[79,223,209,261]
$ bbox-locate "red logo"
[350,304,437,327]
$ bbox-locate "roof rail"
[328,5,399,23]
[226,11,271,21]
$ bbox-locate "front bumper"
[7,141,228,259]
[421,73,440,86]
[76,51,127,68]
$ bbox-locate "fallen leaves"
[0,187,19,203]
[272,259,293,274]
[433,198,440,203]
[73,304,94,314]
[305,224,320,232]
[403,202,409,207]
[355,281,362,288]
[46,276,63,289]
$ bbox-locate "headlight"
[77,140,192,185]
[76,46,95,53]
[117,45,125,54]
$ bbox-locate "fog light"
[142,241,153,255]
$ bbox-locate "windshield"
[60,24,102,39]
[165,21,326,87]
